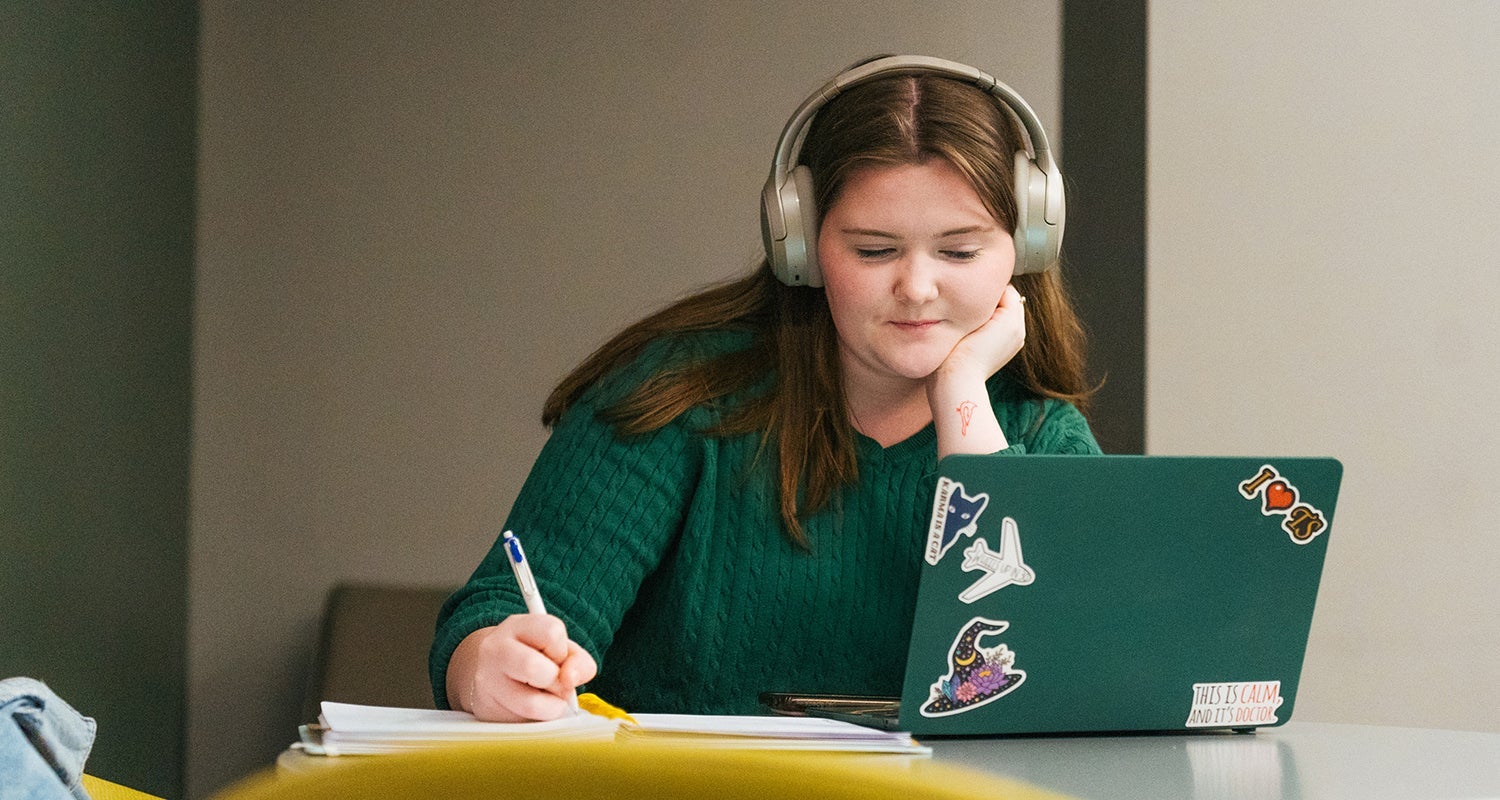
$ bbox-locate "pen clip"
[503,530,526,564]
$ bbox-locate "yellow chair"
[80,773,165,800]
[214,742,1073,800]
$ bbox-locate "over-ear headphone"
[760,55,1065,287]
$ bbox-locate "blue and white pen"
[501,530,581,713]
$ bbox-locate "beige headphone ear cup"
[1011,150,1064,275]
[763,165,822,287]
[790,166,822,287]
[1012,151,1043,275]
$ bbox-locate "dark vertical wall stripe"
[0,4,196,796]
[1061,1,1148,453]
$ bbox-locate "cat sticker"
[925,477,990,565]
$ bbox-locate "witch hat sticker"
[920,617,1027,717]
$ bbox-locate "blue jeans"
[0,677,95,800]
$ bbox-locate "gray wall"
[1,5,195,798]
[1148,2,1500,731]
[192,3,1061,796]
[189,1,1500,796]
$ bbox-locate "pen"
[502,530,581,713]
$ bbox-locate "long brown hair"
[545,71,1092,546]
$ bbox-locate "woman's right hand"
[445,614,598,721]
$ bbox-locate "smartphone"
[758,692,902,730]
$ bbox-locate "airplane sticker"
[958,516,1036,604]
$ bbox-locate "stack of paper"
[301,702,619,755]
[298,702,929,757]
[620,713,930,755]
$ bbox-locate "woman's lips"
[890,320,940,330]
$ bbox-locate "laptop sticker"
[925,478,990,565]
[1185,681,1283,728]
[958,516,1036,603]
[1238,465,1329,544]
[920,617,1026,717]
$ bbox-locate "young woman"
[431,56,1100,722]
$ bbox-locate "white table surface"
[928,722,1500,800]
[276,721,1500,799]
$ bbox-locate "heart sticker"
[1240,464,1330,545]
[1263,481,1297,513]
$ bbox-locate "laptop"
[767,454,1341,737]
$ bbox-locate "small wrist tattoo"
[955,400,978,436]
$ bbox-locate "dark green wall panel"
[1062,1,1148,454]
[1,4,196,796]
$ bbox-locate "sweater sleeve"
[429,344,707,708]
[1022,398,1102,455]
[995,397,1102,456]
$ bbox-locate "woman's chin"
[882,356,950,383]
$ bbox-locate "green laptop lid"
[899,455,1341,736]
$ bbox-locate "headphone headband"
[761,55,1065,286]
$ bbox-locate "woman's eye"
[856,248,896,260]
[942,249,982,261]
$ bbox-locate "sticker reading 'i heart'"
[1263,481,1297,513]
[1240,464,1330,545]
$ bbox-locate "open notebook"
[300,700,928,755]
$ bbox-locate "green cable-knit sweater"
[430,331,1100,714]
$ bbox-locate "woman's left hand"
[926,284,1024,458]
[932,283,1026,385]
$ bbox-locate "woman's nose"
[893,256,940,305]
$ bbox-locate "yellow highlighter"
[577,693,636,725]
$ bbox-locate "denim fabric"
[0,677,95,800]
